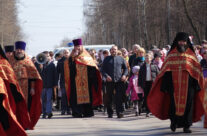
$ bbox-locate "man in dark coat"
[57,49,71,115]
[41,51,58,119]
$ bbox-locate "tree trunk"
[166,0,171,44]
[206,25,207,40]
[141,0,148,48]
[182,0,201,44]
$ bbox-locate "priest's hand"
[39,64,43,70]
[121,75,126,82]
[106,76,112,82]
[30,88,35,96]
[53,86,58,101]
[71,49,79,57]
[54,86,58,90]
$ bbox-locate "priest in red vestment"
[64,38,102,118]
[8,41,43,129]
[148,32,206,133]
[0,45,27,136]
[0,45,31,129]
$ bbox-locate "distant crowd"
[1,34,207,135]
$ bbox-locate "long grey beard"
[15,53,25,59]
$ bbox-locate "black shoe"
[135,112,138,116]
[146,113,150,117]
[139,108,142,115]
[183,127,192,133]
[67,111,71,115]
[55,105,59,110]
[61,111,65,115]
[42,114,46,119]
[170,123,176,132]
[83,114,94,118]
[48,113,53,119]
[125,105,129,109]
[108,114,113,118]
[72,114,82,118]
[117,113,124,118]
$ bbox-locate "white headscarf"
[132,66,140,74]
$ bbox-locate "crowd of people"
[1,32,207,135]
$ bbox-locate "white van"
[53,44,113,55]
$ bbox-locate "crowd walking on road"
[1,32,207,135]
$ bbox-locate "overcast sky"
[18,0,84,56]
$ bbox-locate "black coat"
[34,62,42,75]
[138,62,159,89]
[57,57,66,88]
[41,61,58,88]
[200,59,207,69]
[131,57,145,68]
[128,53,136,68]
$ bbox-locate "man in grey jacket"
[101,45,128,118]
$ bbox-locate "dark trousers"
[143,81,153,114]
[55,88,61,110]
[105,82,125,116]
[0,100,9,130]
[61,87,70,113]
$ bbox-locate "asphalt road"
[27,110,207,136]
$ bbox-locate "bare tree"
[182,0,201,44]
[78,0,207,50]
[0,0,23,47]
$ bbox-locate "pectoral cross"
[18,71,22,77]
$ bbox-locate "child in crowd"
[126,66,144,116]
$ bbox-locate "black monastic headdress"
[0,45,8,60]
[168,32,194,54]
